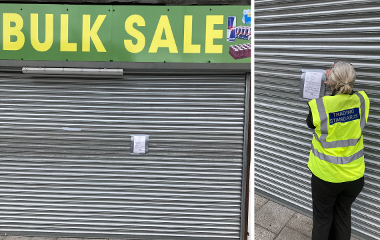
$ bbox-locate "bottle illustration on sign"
[227,16,236,42]
[242,9,251,25]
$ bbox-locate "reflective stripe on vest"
[311,144,364,164]
[314,92,366,149]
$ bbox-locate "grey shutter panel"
[255,1,380,240]
[0,73,248,240]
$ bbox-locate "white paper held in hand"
[133,135,146,154]
[303,72,323,99]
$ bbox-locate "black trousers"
[311,174,364,240]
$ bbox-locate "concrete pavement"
[255,194,360,240]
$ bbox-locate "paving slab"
[255,201,295,234]
[254,225,276,240]
[3,237,31,240]
[274,227,311,240]
[84,239,108,240]
[56,238,83,240]
[255,194,268,212]
[29,237,57,240]
[287,213,313,237]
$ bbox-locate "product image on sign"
[229,43,250,59]
[227,8,251,60]
[227,16,236,42]
[242,9,251,25]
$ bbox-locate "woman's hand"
[325,69,331,84]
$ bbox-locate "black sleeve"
[306,104,316,129]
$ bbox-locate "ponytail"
[335,82,353,94]
[329,62,356,94]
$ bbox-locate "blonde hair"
[328,62,356,94]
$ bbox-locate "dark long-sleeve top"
[306,108,315,129]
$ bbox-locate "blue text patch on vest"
[329,108,360,125]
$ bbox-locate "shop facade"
[255,1,380,240]
[0,2,251,240]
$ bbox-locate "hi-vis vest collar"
[314,92,366,149]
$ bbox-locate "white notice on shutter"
[303,72,323,99]
[133,136,146,154]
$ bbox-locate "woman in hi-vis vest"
[306,62,370,240]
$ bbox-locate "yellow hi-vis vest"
[308,91,370,183]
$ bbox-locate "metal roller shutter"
[255,1,380,239]
[0,72,249,240]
